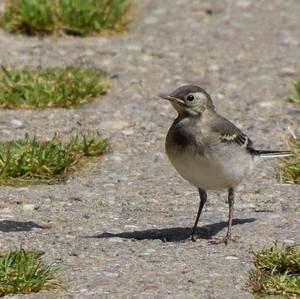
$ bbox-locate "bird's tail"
[253,150,292,158]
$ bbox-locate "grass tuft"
[288,79,300,104]
[0,131,109,185]
[279,139,300,184]
[0,0,133,36]
[0,66,108,109]
[245,242,300,299]
[0,249,60,296]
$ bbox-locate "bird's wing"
[209,113,254,151]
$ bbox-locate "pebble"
[22,204,36,211]
[209,64,220,72]
[11,119,24,128]
[279,67,297,76]
[237,203,256,210]
[259,101,277,107]
[236,0,251,8]
[225,256,239,260]
[281,36,298,46]
[108,237,124,243]
[100,120,129,130]
[111,154,122,162]
[283,239,295,245]
[142,249,157,256]
[124,225,139,230]
[123,129,134,135]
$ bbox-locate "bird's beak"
[159,94,184,105]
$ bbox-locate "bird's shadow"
[87,218,256,242]
[0,220,50,232]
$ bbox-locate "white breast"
[166,144,254,190]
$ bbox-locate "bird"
[160,85,292,244]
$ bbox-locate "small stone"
[108,237,124,243]
[279,68,297,76]
[101,120,129,130]
[209,64,220,72]
[281,36,298,46]
[236,0,250,8]
[259,101,276,108]
[225,256,239,260]
[0,215,14,221]
[111,154,122,162]
[123,129,134,135]
[124,225,139,230]
[238,203,256,210]
[102,272,118,277]
[11,119,24,128]
[216,93,225,99]
[283,239,295,245]
[22,204,36,211]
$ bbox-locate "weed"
[0,0,133,36]
[246,242,300,299]
[0,66,108,109]
[288,79,300,104]
[280,139,300,184]
[0,249,60,296]
[0,132,109,185]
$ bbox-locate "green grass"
[0,249,60,296]
[0,66,108,109]
[288,79,300,104]
[280,139,300,184]
[0,131,109,185]
[0,0,133,36]
[246,243,300,299]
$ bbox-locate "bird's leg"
[191,188,207,242]
[210,188,235,245]
[224,187,234,244]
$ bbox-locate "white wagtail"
[160,85,292,244]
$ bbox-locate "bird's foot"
[191,234,197,242]
[209,234,237,245]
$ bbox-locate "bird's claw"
[209,234,235,245]
[191,235,197,242]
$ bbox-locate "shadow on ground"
[87,218,256,242]
[0,220,50,232]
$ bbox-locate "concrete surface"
[0,0,300,298]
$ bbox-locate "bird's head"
[160,85,215,117]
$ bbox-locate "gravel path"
[0,0,300,298]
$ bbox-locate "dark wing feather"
[210,114,254,151]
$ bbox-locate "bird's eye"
[187,95,195,101]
